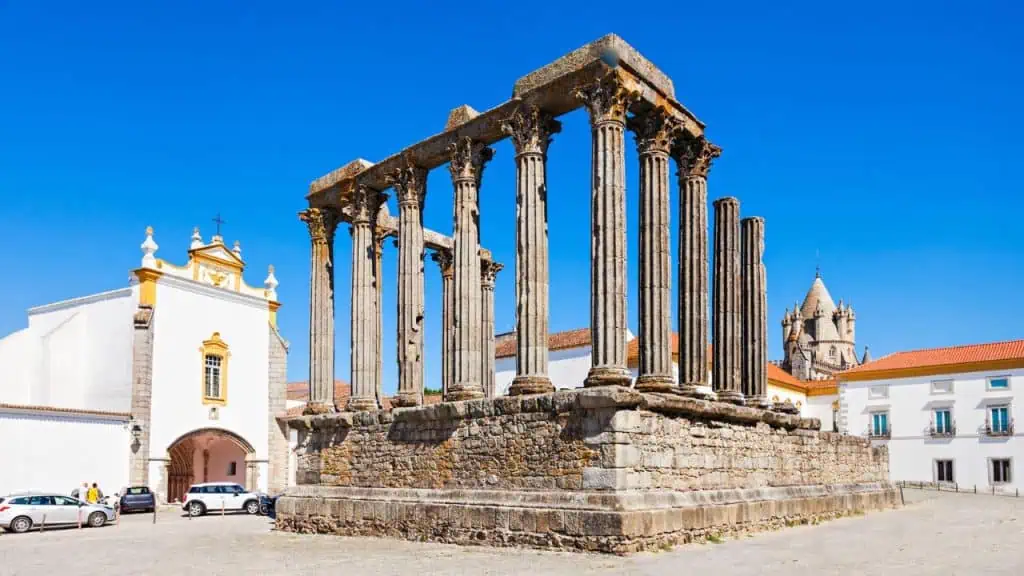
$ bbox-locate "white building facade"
[0,227,289,502]
[839,341,1024,492]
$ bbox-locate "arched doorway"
[166,428,255,503]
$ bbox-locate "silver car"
[0,493,116,533]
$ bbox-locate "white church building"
[0,227,289,503]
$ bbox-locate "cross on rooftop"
[213,213,226,236]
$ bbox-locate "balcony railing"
[868,426,891,439]
[985,419,1015,437]
[929,422,957,437]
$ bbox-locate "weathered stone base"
[277,483,899,554]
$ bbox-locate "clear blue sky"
[2,1,1022,393]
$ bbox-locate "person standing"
[86,483,99,504]
[74,482,88,501]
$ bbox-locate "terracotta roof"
[841,339,1024,380]
[285,380,444,413]
[766,363,803,388]
[495,328,592,359]
[0,403,131,420]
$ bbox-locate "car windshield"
[0,497,5,504]
[127,487,149,495]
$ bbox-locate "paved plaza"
[0,490,1021,575]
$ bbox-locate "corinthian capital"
[628,107,681,155]
[674,136,722,179]
[481,260,503,288]
[501,104,561,156]
[299,207,339,243]
[350,184,386,225]
[385,158,428,208]
[574,71,639,125]
[447,137,494,185]
[431,248,454,278]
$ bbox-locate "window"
[992,459,1012,484]
[868,385,889,400]
[227,462,237,476]
[933,409,953,435]
[931,380,953,394]
[189,486,201,494]
[871,412,890,437]
[988,405,1011,434]
[127,487,150,495]
[8,497,26,505]
[54,496,79,506]
[936,460,954,483]
[200,332,229,405]
[829,346,837,359]
[204,486,220,494]
[232,485,245,494]
[988,377,1010,390]
[27,496,53,506]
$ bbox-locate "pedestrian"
[86,483,100,504]
[74,481,89,501]
[96,483,104,502]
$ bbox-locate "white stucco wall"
[842,368,1024,490]
[0,411,130,497]
[805,394,837,432]
[0,328,35,405]
[147,276,271,492]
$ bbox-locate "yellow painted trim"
[268,301,281,328]
[200,332,230,406]
[767,378,808,395]
[189,249,244,273]
[839,358,1024,382]
[134,268,162,306]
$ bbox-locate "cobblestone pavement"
[1,490,1021,575]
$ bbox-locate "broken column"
[447,137,494,401]
[501,104,560,395]
[742,217,769,408]
[387,162,428,407]
[674,137,720,396]
[299,207,339,414]
[347,185,385,411]
[481,261,502,397]
[431,249,454,398]
[630,107,676,392]
[576,72,637,388]
[713,196,744,405]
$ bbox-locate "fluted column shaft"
[713,197,744,405]
[432,250,454,398]
[348,187,384,411]
[389,164,428,407]
[374,235,385,407]
[300,207,339,414]
[674,138,721,396]
[741,217,769,408]
[447,137,494,401]
[630,110,675,392]
[481,262,502,397]
[576,73,636,387]
[502,105,560,395]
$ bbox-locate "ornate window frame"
[200,332,229,406]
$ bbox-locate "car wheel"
[188,502,205,517]
[10,516,32,534]
[245,500,259,515]
[88,512,107,528]
[259,503,270,516]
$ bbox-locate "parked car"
[0,493,115,533]
[182,482,260,517]
[258,493,279,518]
[118,486,156,513]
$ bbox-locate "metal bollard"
[899,485,905,506]
[221,501,225,516]
[78,509,83,530]
[153,505,157,524]
[41,515,46,533]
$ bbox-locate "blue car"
[258,493,278,518]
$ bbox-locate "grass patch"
[706,533,724,544]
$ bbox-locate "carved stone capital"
[628,107,681,155]
[500,104,561,156]
[299,207,339,243]
[574,71,639,125]
[673,136,722,179]
[351,185,386,225]
[447,137,494,185]
[431,249,454,279]
[385,159,428,208]
[481,261,503,289]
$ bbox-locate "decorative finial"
[232,240,242,257]
[264,264,279,300]
[190,227,203,249]
[141,226,159,269]
[815,264,821,279]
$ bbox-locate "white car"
[0,493,115,533]
[182,482,260,517]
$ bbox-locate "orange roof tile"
[285,380,444,413]
[495,327,592,359]
[841,339,1024,380]
[0,403,131,419]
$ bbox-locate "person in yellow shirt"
[86,483,100,504]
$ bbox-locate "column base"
[749,395,772,410]
[584,366,633,388]
[509,375,555,396]
[716,390,746,406]
[346,397,378,412]
[446,382,485,402]
[391,392,422,408]
[674,383,704,398]
[634,374,676,393]
[303,402,335,415]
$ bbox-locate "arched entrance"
[166,428,255,503]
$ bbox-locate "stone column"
[673,137,721,396]
[388,163,428,407]
[629,108,676,392]
[447,137,494,401]
[575,72,637,388]
[501,104,560,395]
[431,250,454,398]
[742,217,769,408]
[347,186,385,411]
[374,234,386,407]
[713,197,744,405]
[480,261,502,397]
[299,207,339,414]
